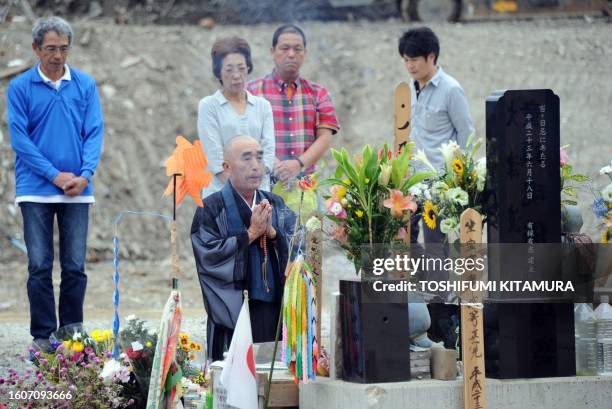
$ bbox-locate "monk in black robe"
[191,135,296,361]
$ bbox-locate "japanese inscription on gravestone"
[484,89,575,379]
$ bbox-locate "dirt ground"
[0,17,611,364]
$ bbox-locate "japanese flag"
[219,298,258,409]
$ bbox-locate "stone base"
[299,376,612,409]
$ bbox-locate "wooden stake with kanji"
[459,208,487,409]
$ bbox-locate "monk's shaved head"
[223,135,260,162]
[222,135,265,194]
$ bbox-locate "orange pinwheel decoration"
[163,136,213,207]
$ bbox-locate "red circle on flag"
[247,345,256,379]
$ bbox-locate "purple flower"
[34,351,41,357]
[0,377,5,384]
[50,367,56,373]
[40,358,48,366]
[84,347,94,355]
[593,197,608,218]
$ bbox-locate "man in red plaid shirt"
[247,24,340,184]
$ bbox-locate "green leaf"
[567,174,589,182]
[562,186,577,197]
[561,199,578,206]
[561,164,572,178]
[401,171,436,192]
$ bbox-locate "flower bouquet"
[319,143,433,272]
[593,159,612,242]
[1,324,132,409]
[415,135,486,237]
[118,316,158,400]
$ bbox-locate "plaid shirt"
[247,70,339,173]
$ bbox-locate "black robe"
[191,182,296,361]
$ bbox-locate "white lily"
[440,141,460,163]
[414,149,437,173]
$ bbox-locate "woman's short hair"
[211,37,253,83]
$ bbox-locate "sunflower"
[189,341,198,351]
[423,200,438,230]
[452,159,464,178]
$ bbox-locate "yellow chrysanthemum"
[72,341,84,353]
[452,159,464,177]
[63,340,72,350]
[103,330,114,339]
[355,210,364,218]
[423,200,438,230]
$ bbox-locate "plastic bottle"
[574,303,597,375]
[594,295,612,375]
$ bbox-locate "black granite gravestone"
[339,280,411,383]
[484,89,575,378]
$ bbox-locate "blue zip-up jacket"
[7,65,104,197]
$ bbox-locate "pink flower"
[383,190,417,218]
[560,147,569,167]
[326,199,347,219]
